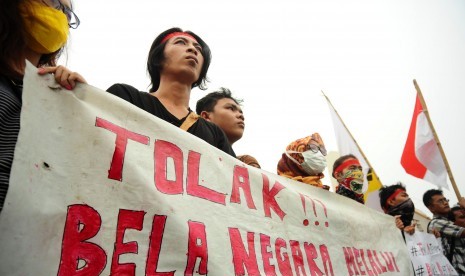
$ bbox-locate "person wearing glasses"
[277,133,329,189]
[331,154,365,204]
[0,0,86,213]
[106,28,235,157]
[423,189,465,274]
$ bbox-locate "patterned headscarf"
[237,155,261,168]
[277,133,327,189]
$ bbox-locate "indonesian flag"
[401,94,448,189]
[327,99,383,212]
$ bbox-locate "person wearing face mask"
[332,154,365,204]
[277,133,329,189]
[0,0,86,213]
[379,183,417,236]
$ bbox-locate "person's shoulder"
[106,83,152,105]
[429,216,464,233]
[107,83,140,95]
[0,76,20,102]
[196,118,236,157]
[0,76,12,93]
[430,216,449,226]
[198,118,232,139]
[197,117,221,131]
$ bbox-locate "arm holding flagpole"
[413,79,461,200]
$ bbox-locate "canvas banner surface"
[0,63,413,275]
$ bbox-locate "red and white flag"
[401,94,448,189]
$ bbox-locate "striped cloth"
[428,215,465,274]
[0,76,22,213]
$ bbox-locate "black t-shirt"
[107,83,235,157]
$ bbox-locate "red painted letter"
[262,174,286,220]
[290,240,307,276]
[96,117,150,181]
[230,166,256,209]
[111,209,145,275]
[342,247,358,276]
[275,238,292,276]
[304,243,323,276]
[228,228,260,275]
[353,248,366,275]
[145,215,175,276]
[154,140,183,195]
[185,221,209,276]
[319,245,334,276]
[360,249,374,276]
[367,250,381,275]
[58,205,107,276]
[388,252,400,272]
[260,234,277,276]
[373,251,387,273]
[186,150,226,205]
[381,252,395,272]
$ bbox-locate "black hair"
[147,27,211,92]
[448,206,463,222]
[422,189,443,207]
[378,182,406,210]
[332,154,357,178]
[195,87,242,114]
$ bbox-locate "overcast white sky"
[63,0,465,217]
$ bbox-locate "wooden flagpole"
[322,91,378,176]
[413,80,461,200]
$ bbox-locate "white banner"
[0,63,413,275]
[405,232,458,276]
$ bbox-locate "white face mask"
[286,150,327,175]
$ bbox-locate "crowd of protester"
[1,0,464,273]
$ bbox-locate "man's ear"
[387,198,395,207]
[200,111,211,121]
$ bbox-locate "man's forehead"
[162,32,198,44]
[396,191,409,198]
[334,157,361,176]
[432,194,445,200]
[219,98,240,107]
[345,158,360,165]
[173,35,198,43]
